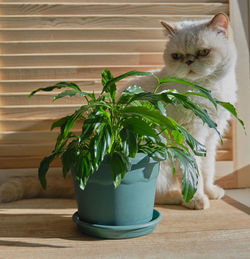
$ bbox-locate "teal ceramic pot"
[72,153,159,226]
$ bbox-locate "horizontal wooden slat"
[0,41,166,54]
[0,15,213,29]
[216,150,233,161]
[0,130,81,144]
[0,28,166,41]
[0,79,107,93]
[0,105,81,119]
[0,156,61,169]
[0,143,55,156]
[0,1,229,3]
[0,92,89,105]
[0,53,163,66]
[0,65,163,80]
[217,137,232,151]
[0,3,228,15]
[0,119,82,131]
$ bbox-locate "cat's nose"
[186,60,194,65]
[185,54,195,65]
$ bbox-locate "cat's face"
[162,14,235,81]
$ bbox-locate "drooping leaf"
[122,117,158,138]
[53,89,90,101]
[161,92,220,137]
[90,123,112,171]
[176,125,206,157]
[159,77,217,108]
[168,147,199,203]
[61,140,78,178]
[74,150,92,190]
[38,152,58,189]
[123,106,176,130]
[110,152,130,188]
[29,82,81,97]
[216,100,246,132]
[63,105,88,138]
[50,115,71,131]
[120,128,137,158]
[73,150,85,188]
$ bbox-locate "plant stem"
[153,76,162,94]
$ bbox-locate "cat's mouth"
[189,70,195,74]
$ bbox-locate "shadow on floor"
[223,195,250,215]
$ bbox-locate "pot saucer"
[72,209,162,239]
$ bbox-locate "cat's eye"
[171,53,183,60]
[198,49,210,57]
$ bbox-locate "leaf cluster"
[29,69,244,203]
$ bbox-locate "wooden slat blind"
[0,0,232,169]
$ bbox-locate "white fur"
[128,16,237,209]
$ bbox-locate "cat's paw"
[182,193,210,210]
[205,185,225,200]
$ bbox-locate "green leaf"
[101,69,117,101]
[118,92,161,105]
[81,107,112,141]
[171,130,184,145]
[104,70,154,94]
[124,85,145,94]
[50,115,71,131]
[122,117,158,138]
[110,152,130,188]
[38,153,58,189]
[168,147,199,203]
[123,106,176,130]
[53,89,90,101]
[176,125,206,157]
[162,92,220,136]
[120,128,137,158]
[90,123,112,171]
[216,100,246,132]
[159,77,217,108]
[29,82,81,97]
[73,151,85,189]
[61,140,78,178]
[155,101,167,116]
[74,150,92,190]
[63,105,87,138]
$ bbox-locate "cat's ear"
[207,13,229,35]
[160,21,177,36]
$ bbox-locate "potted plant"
[29,69,244,239]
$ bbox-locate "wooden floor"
[0,197,249,259]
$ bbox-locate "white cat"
[127,13,237,209]
[0,14,237,209]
